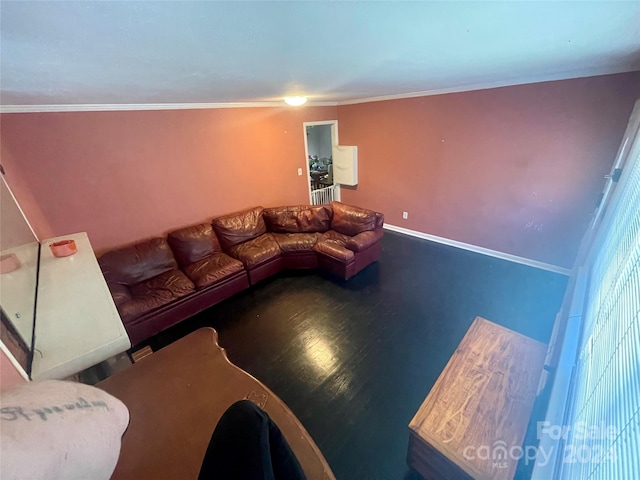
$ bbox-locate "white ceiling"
[1,1,639,108]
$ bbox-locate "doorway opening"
[303,121,340,205]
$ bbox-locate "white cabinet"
[31,232,130,380]
[332,145,358,186]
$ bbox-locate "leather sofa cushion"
[182,253,245,289]
[272,232,321,253]
[108,283,133,307]
[99,238,178,286]
[212,207,267,250]
[227,233,281,268]
[313,230,355,262]
[345,229,384,252]
[330,201,378,237]
[119,269,196,323]
[263,206,332,233]
[319,229,351,244]
[167,223,222,267]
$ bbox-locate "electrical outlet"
[297,168,303,176]
[402,211,408,219]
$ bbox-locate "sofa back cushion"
[167,223,222,267]
[263,205,332,233]
[99,238,178,286]
[212,206,267,250]
[330,201,379,236]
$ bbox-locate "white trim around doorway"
[303,120,341,203]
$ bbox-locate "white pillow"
[1,380,130,480]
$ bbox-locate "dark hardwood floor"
[142,231,568,480]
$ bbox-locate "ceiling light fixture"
[284,96,307,106]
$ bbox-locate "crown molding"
[1,65,637,113]
[336,65,640,106]
[0,101,338,114]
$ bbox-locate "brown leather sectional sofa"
[98,201,384,345]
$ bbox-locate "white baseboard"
[384,224,571,276]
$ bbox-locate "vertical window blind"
[559,149,640,479]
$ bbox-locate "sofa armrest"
[107,282,132,307]
[345,228,383,252]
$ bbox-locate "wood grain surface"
[408,317,547,480]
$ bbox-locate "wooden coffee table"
[407,317,547,480]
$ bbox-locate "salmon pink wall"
[0,145,53,241]
[1,106,336,253]
[337,73,640,268]
[2,73,638,267]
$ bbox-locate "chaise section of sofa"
[313,201,384,280]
